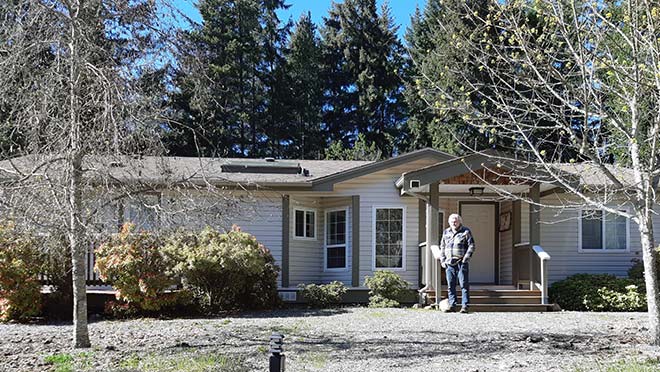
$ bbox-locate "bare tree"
[413,0,660,343]
[0,0,252,348]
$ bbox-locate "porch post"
[529,183,540,289]
[425,182,440,289]
[281,195,290,288]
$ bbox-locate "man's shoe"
[460,306,469,313]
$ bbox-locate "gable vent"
[410,180,421,189]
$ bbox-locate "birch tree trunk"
[639,212,660,345]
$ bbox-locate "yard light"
[269,332,285,372]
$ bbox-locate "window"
[294,209,316,239]
[325,209,347,269]
[374,207,405,269]
[123,194,160,231]
[580,209,629,251]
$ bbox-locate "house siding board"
[333,160,437,288]
[230,191,284,288]
[539,195,642,284]
[320,197,353,285]
[499,201,513,284]
[288,196,323,286]
[521,202,530,243]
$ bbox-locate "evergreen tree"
[282,12,325,159]
[320,0,406,158]
[325,133,382,161]
[170,0,289,158]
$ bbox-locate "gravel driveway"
[1,307,658,371]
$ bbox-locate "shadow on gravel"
[234,308,351,319]
[279,330,643,361]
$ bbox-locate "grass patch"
[575,358,660,372]
[270,320,308,335]
[44,353,74,372]
[116,352,249,372]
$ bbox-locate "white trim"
[292,207,317,240]
[324,207,349,271]
[578,208,631,253]
[371,205,407,271]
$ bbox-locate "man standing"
[439,213,475,313]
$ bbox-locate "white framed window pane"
[375,208,403,268]
[581,210,602,249]
[305,211,315,238]
[295,210,305,237]
[327,247,346,268]
[327,210,346,246]
[604,212,627,250]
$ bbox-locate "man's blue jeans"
[445,261,469,308]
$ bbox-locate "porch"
[398,153,558,311]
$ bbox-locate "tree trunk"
[639,212,660,345]
[69,154,90,348]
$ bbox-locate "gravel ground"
[1,308,659,372]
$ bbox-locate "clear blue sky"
[171,0,427,37]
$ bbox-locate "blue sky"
[171,0,427,37]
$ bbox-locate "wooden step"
[428,289,541,297]
[459,304,555,312]
[427,295,542,305]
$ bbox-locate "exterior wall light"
[469,186,485,196]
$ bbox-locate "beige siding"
[539,195,641,284]
[288,196,323,286]
[499,201,513,284]
[333,159,439,288]
[520,202,529,243]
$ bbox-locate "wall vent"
[278,291,297,302]
[410,180,421,189]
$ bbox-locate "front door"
[460,203,497,283]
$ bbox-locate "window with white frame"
[325,209,347,269]
[124,194,160,230]
[374,207,405,269]
[294,208,316,238]
[580,209,628,251]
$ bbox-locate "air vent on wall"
[410,180,421,189]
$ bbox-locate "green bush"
[95,223,180,312]
[364,271,409,308]
[163,225,281,312]
[298,281,347,308]
[0,221,44,322]
[627,259,645,280]
[549,273,646,311]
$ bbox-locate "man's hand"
[462,256,470,264]
[441,262,447,269]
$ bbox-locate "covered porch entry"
[395,153,556,312]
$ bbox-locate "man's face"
[449,216,461,230]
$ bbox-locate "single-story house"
[0,148,649,311]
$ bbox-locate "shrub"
[627,259,644,280]
[40,234,74,319]
[364,271,409,308]
[549,273,646,311]
[0,221,44,321]
[163,225,280,312]
[95,223,179,312]
[298,281,347,308]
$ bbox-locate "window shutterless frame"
[371,205,406,271]
[324,207,349,271]
[293,207,317,240]
[578,208,630,253]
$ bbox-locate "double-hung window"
[579,209,629,251]
[374,207,405,269]
[325,209,347,270]
[294,208,316,239]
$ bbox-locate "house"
[0,148,647,311]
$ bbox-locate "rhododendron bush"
[0,222,43,321]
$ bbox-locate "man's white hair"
[448,213,462,223]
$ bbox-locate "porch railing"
[514,243,551,304]
[419,241,443,306]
